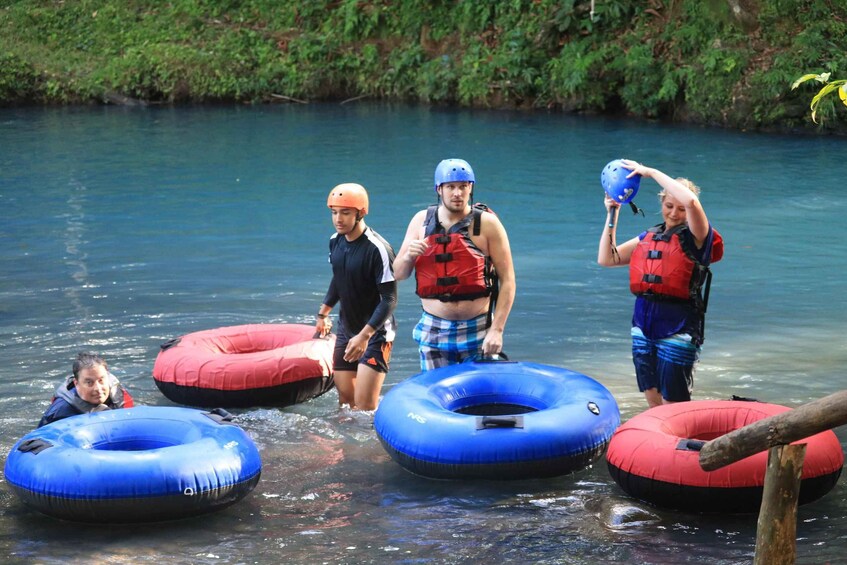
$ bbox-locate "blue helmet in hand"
[601,159,641,204]
[434,159,475,191]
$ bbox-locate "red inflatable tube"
[153,324,335,408]
[606,399,844,513]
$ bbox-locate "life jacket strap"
[637,292,688,304]
[472,206,483,236]
[435,253,453,263]
[700,268,713,314]
[651,224,685,242]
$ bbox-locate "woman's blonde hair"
[659,177,701,200]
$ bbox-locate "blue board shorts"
[412,311,488,371]
[631,326,700,402]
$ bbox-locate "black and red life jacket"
[415,203,496,302]
[629,224,724,311]
[53,373,134,414]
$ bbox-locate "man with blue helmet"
[394,159,516,371]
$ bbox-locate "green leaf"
[809,82,841,123]
[791,72,830,90]
[791,73,819,89]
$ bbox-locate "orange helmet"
[327,183,368,216]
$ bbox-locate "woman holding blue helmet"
[394,158,516,371]
[598,160,724,409]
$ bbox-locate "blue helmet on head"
[601,159,641,204]
[434,158,475,191]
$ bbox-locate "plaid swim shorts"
[412,311,488,371]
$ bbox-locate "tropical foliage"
[792,72,847,123]
[0,0,845,132]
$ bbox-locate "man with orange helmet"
[394,159,516,371]
[317,183,397,411]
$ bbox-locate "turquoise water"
[1,104,845,564]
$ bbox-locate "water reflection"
[1,105,845,564]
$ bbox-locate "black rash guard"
[323,226,397,340]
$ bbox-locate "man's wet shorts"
[413,311,487,371]
[333,328,392,373]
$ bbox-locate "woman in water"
[597,160,723,409]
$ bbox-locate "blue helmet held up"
[434,159,475,191]
[601,159,641,204]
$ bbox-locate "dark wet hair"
[72,352,108,380]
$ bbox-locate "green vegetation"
[1,0,845,132]
[792,72,847,123]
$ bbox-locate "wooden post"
[697,391,846,565]
[753,444,806,565]
[699,390,847,472]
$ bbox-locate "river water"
[1,104,845,564]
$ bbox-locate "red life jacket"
[629,224,723,310]
[415,204,495,302]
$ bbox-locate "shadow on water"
[0,403,766,565]
[2,394,845,563]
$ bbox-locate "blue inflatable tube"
[4,406,262,523]
[374,361,620,480]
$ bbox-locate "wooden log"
[269,93,308,104]
[340,94,369,105]
[753,444,806,565]
[700,390,847,471]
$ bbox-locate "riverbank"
[1,1,845,133]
